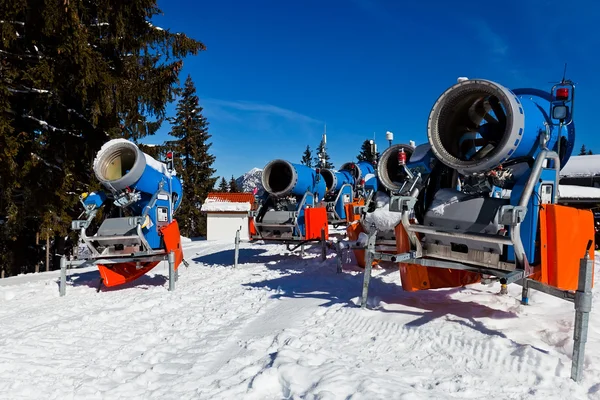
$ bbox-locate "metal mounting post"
[521,277,530,305]
[234,228,241,268]
[168,251,176,292]
[360,231,377,309]
[59,256,67,297]
[321,227,327,262]
[300,244,305,258]
[335,242,343,274]
[571,241,594,382]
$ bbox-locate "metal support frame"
[360,229,378,308]
[168,251,176,291]
[326,183,354,224]
[518,241,594,382]
[59,252,175,296]
[321,227,327,262]
[234,228,241,268]
[59,256,67,297]
[351,225,594,382]
[252,190,314,240]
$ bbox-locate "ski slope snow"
[1,238,600,399]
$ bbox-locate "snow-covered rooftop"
[560,155,600,178]
[559,184,600,200]
[200,193,255,213]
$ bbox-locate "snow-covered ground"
[1,237,600,399]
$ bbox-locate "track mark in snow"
[321,307,566,378]
[207,297,328,375]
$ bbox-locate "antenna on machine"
[549,63,574,85]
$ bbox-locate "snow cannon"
[71,139,184,288]
[320,168,355,226]
[376,143,417,193]
[427,79,575,183]
[339,161,378,194]
[250,159,329,242]
[386,77,594,294]
[262,159,327,202]
[343,143,423,267]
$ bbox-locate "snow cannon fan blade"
[427,79,527,176]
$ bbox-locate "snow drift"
[1,239,599,399]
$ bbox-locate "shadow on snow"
[236,242,550,354]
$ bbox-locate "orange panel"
[160,219,183,269]
[95,219,184,288]
[540,204,595,291]
[346,222,367,268]
[344,222,390,268]
[98,262,160,287]
[537,207,549,284]
[395,222,481,292]
[249,217,257,236]
[305,207,329,240]
[345,199,365,224]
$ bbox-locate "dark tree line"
[356,139,379,163]
[214,176,240,193]
[579,145,594,156]
[300,134,333,169]
[0,0,207,276]
[300,138,380,169]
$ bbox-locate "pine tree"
[218,177,229,192]
[588,149,594,155]
[229,176,240,193]
[168,75,217,238]
[301,145,313,167]
[0,1,204,276]
[357,139,380,163]
[314,138,334,169]
[580,145,587,155]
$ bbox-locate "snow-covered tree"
[314,138,334,169]
[168,75,217,237]
[229,176,240,193]
[217,177,229,192]
[357,140,380,163]
[301,145,313,167]
[0,1,204,276]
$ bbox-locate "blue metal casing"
[332,170,355,192]
[295,192,315,237]
[129,164,183,213]
[512,88,576,169]
[406,145,435,177]
[356,161,378,192]
[287,162,327,203]
[83,192,107,209]
[334,185,354,219]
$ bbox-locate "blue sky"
[146,0,600,182]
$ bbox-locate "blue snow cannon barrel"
[340,160,378,192]
[427,79,575,184]
[93,139,183,211]
[92,139,183,249]
[261,159,327,202]
[320,168,355,193]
